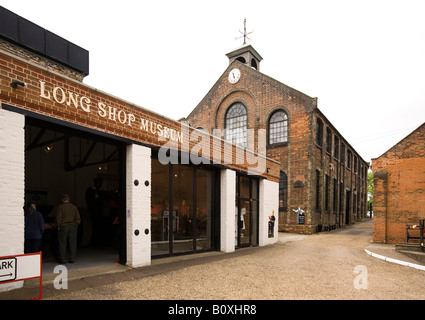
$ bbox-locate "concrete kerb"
[364,249,425,272]
[277,226,425,272]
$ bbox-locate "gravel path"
[46,219,425,300]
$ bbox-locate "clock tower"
[226,44,263,71]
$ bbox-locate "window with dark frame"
[316,118,323,147]
[347,149,352,169]
[325,174,330,211]
[269,110,288,145]
[353,194,357,217]
[334,135,339,161]
[279,171,288,211]
[315,170,321,210]
[354,155,358,173]
[333,178,338,213]
[224,103,248,148]
[326,128,332,154]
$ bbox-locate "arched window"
[269,110,288,145]
[236,57,246,64]
[225,103,247,148]
[196,127,208,134]
[279,171,288,211]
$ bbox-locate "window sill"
[268,142,288,148]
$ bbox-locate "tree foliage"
[367,171,373,210]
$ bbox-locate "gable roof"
[372,122,425,160]
[187,60,317,120]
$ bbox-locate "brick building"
[0,7,280,292]
[186,44,369,233]
[371,123,425,243]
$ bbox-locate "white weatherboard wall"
[126,144,151,268]
[259,179,279,246]
[220,169,236,253]
[0,109,25,292]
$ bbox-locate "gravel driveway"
[46,219,425,300]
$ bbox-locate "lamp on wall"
[43,144,54,153]
[11,80,26,89]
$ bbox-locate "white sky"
[2,0,425,164]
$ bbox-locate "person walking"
[24,202,44,253]
[54,194,81,263]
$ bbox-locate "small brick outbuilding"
[372,123,425,243]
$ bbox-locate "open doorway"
[24,117,126,270]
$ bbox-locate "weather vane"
[236,18,253,45]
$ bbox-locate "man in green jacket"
[55,194,81,264]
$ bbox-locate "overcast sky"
[2,0,425,164]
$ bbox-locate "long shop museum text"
[39,80,183,143]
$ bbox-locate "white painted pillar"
[0,109,25,292]
[126,144,151,268]
[220,169,236,253]
[259,179,279,246]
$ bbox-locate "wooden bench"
[405,220,424,251]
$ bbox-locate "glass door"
[151,155,218,257]
[239,199,251,246]
[250,178,259,246]
[172,165,194,254]
[196,168,215,251]
[236,175,259,248]
[151,159,170,256]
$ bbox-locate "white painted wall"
[126,144,151,268]
[0,109,25,292]
[259,179,279,246]
[220,169,236,253]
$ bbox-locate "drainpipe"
[384,172,388,244]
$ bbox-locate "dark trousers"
[24,238,41,254]
[58,225,78,263]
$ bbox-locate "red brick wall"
[372,123,425,243]
[310,111,368,232]
[187,61,369,233]
[188,62,318,232]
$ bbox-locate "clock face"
[228,68,241,84]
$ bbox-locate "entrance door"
[236,175,259,248]
[238,199,251,246]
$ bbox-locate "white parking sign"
[0,252,42,299]
[0,257,16,282]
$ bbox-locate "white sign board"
[0,257,16,282]
[0,253,41,282]
[0,252,42,299]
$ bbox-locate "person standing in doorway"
[24,202,45,253]
[54,194,81,264]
